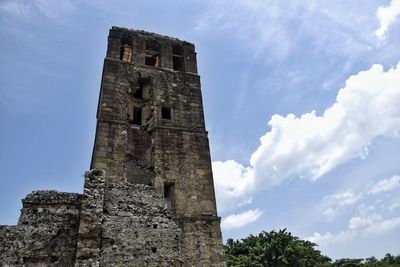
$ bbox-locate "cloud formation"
[221,209,263,230]
[321,191,362,222]
[213,62,400,212]
[375,0,400,39]
[212,160,254,212]
[307,214,400,246]
[367,175,400,195]
[306,175,400,248]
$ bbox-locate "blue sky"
[1,0,400,260]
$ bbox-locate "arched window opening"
[120,35,133,62]
[145,40,161,67]
[172,45,183,71]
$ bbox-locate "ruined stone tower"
[89,26,225,265]
[0,27,225,266]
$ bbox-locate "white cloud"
[251,62,400,185]
[375,0,400,39]
[368,175,400,194]
[306,207,400,248]
[305,173,400,250]
[328,191,361,206]
[307,215,400,247]
[213,62,400,212]
[348,214,382,230]
[321,191,362,221]
[306,232,334,244]
[0,0,75,19]
[221,209,263,230]
[364,216,400,234]
[212,161,254,212]
[306,230,356,245]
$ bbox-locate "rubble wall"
[100,182,182,266]
[0,191,82,266]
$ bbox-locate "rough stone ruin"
[0,27,226,266]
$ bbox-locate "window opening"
[133,86,143,99]
[120,35,133,62]
[172,45,183,55]
[132,107,142,125]
[161,107,171,120]
[121,46,132,62]
[173,56,183,71]
[172,44,183,71]
[133,76,150,99]
[145,40,161,67]
[145,55,160,67]
[164,183,174,209]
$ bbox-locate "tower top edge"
[110,26,195,47]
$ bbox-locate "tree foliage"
[224,229,400,267]
[224,229,331,267]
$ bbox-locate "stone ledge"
[22,191,83,206]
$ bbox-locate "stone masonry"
[0,27,226,266]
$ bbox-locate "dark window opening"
[172,45,184,71]
[164,183,174,210]
[145,40,161,67]
[145,55,160,67]
[172,45,183,55]
[173,56,183,71]
[120,35,133,62]
[133,87,143,99]
[161,107,171,120]
[133,107,142,125]
[121,35,133,46]
[151,247,157,253]
[133,76,150,99]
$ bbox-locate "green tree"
[383,254,396,264]
[331,258,363,267]
[224,229,331,267]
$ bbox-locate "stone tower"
[91,26,218,217]
[0,27,225,266]
[89,27,225,265]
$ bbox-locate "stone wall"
[0,191,82,266]
[177,218,225,266]
[100,181,181,266]
[75,169,182,267]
